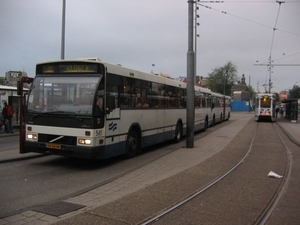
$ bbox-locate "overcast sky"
[1,0,299,93]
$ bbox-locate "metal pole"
[223,83,225,121]
[194,5,197,85]
[223,70,227,121]
[269,57,271,93]
[19,79,24,153]
[61,0,66,59]
[186,1,195,148]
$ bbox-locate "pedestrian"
[275,107,279,118]
[280,107,284,117]
[2,102,14,133]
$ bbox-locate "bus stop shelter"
[282,98,299,123]
[0,85,29,127]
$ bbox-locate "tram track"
[254,122,293,224]
[139,121,292,225]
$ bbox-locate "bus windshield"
[27,76,102,115]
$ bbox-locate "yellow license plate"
[46,143,61,150]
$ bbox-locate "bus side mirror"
[106,95,116,114]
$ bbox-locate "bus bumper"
[22,141,124,160]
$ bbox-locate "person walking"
[2,102,14,133]
[275,107,280,118]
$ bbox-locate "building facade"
[5,70,28,86]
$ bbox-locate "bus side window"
[120,97,129,108]
[107,84,119,108]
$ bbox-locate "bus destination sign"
[42,64,98,74]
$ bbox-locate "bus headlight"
[78,138,91,145]
[27,133,38,141]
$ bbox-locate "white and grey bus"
[19,58,231,159]
[211,92,231,124]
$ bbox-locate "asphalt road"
[0,135,183,218]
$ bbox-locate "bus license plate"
[46,143,61,150]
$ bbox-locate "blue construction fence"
[231,101,251,112]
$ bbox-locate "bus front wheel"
[125,129,140,158]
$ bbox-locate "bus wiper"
[32,111,83,121]
[61,111,83,121]
[32,111,56,118]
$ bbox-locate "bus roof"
[36,58,187,89]
[36,58,229,98]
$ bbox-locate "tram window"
[256,99,259,108]
[261,97,271,108]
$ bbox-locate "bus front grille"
[38,134,77,145]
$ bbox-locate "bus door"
[105,83,120,146]
[106,84,120,119]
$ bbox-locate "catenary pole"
[186,1,195,148]
[61,0,66,59]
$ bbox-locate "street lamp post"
[61,0,66,60]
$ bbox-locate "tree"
[206,62,239,96]
[289,85,300,99]
[274,92,280,102]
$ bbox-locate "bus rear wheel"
[125,129,140,158]
[174,122,182,143]
[203,118,208,131]
[212,115,215,126]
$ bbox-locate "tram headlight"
[78,138,91,145]
[27,133,38,141]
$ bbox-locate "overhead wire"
[269,1,283,62]
[273,52,300,62]
[200,0,300,3]
[197,1,300,92]
[197,2,300,36]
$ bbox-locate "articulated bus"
[19,58,231,159]
[255,93,276,122]
[211,92,231,124]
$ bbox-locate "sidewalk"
[276,116,300,146]
[0,112,299,224]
